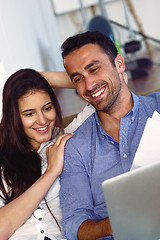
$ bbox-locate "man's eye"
[91,67,98,73]
[73,77,81,83]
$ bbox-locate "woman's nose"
[36,112,47,125]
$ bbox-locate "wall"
[0,0,160,118]
[52,0,160,116]
[0,0,86,118]
[53,0,160,52]
[0,0,64,76]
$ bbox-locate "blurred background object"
[0,0,160,118]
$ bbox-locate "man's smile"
[91,87,105,99]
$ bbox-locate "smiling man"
[58,31,160,240]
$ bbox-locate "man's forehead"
[64,43,103,58]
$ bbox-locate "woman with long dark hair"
[0,68,72,239]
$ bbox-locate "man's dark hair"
[61,31,118,66]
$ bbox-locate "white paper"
[131,111,160,170]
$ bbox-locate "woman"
[0,68,72,239]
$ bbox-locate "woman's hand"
[0,133,73,239]
[46,133,73,176]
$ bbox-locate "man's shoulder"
[139,91,160,105]
[64,105,95,133]
[65,112,97,147]
[74,112,96,134]
[136,91,160,115]
[140,91,160,99]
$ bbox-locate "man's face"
[64,43,125,113]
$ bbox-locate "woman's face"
[18,90,56,150]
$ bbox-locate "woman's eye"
[25,112,34,117]
[44,106,52,111]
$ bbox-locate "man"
[49,31,160,240]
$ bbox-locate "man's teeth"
[36,126,48,131]
[92,89,104,98]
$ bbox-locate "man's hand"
[77,218,113,240]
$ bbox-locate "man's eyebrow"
[84,60,100,70]
[70,72,80,80]
[70,60,100,80]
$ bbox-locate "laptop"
[102,162,160,240]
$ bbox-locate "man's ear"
[115,54,125,73]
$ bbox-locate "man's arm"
[77,218,113,240]
[60,134,114,240]
[40,71,75,89]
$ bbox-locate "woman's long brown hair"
[0,69,63,204]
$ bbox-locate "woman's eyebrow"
[21,102,52,113]
[21,108,34,113]
[43,102,52,108]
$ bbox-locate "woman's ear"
[115,54,125,73]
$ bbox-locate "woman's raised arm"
[41,71,75,89]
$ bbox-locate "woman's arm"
[0,133,72,240]
[41,71,75,89]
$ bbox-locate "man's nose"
[85,76,96,91]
